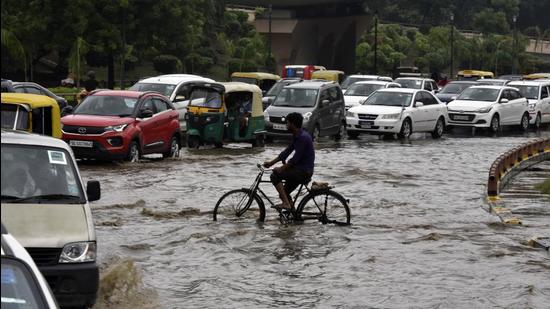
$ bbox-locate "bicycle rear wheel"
[213,189,266,222]
[296,190,350,225]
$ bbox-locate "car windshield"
[272,88,318,107]
[1,257,47,308]
[478,80,505,86]
[341,77,374,89]
[1,104,30,131]
[128,83,175,97]
[511,85,539,100]
[266,81,293,96]
[345,84,383,97]
[457,88,500,102]
[440,83,474,94]
[1,144,85,203]
[364,92,412,107]
[188,88,222,108]
[73,96,137,116]
[396,79,422,89]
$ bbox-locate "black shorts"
[270,166,312,196]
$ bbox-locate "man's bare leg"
[275,182,291,209]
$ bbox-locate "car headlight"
[447,108,460,112]
[303,112,312,122]
[263,111,269,122]
[346,111,357,118]
[105,124,128,132]
[475,106,493,113]
[528,104,536,112]
[382,113,401,119]
[59,242,96,263]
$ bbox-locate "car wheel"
[163,135,180,158]
[347,131,360,139]
[187,135,200,149]
[398,118,412,138]
[518,112,529,132]
[334,122,346,140]
[533,113,541,130]
[125,141,140,163]
[312,125,320,141]
[489,114,500,134]
[431,117,444,139]
[252,134,265,147]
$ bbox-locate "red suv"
[61,90,181,161]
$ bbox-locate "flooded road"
[80,129,550,308]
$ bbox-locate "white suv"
[447,85,530,133]
[507,80,550,129]
[346,88,447,139]
[129,74,215,131]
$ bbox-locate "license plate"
[273,123,287,131]
[454,115,469,120]
[69,140,93,148]
[361,124,372,129]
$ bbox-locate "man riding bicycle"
[263,112,315,211]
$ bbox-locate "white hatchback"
[346,88,447,138]
[507,80,550,129]
[343,81,401,111]
[446,85,530,133]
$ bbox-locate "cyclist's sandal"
[271,203,292,210]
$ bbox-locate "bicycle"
[213,164,351,225]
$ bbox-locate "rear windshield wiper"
[8,194,83,203]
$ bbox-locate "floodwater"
[81,128,550,309]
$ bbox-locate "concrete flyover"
[486,137,550,250]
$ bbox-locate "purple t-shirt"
[278,129,315,173]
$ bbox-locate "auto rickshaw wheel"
[252,134,265,147]
[187,135,200,149]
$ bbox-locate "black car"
[12,82,68,109]
[435,81,479,103]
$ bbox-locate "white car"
[2,223,59,309]
[507,80,550,129]
[447,85,530,133]
[129,74,215,131]
[395,77,439,94]
[346,88,447,139]
[343,81,401,110]
[340,74,393,91]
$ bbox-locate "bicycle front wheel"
[213,189,266,223]
[296,190,350,225]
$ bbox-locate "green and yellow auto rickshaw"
[185,82,266,148]
[230,72,281,96]
[311,70,346,84]
[1,93,62,138]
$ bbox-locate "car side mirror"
[321,99,330,107]
[62,106,73,115]
[433,89,439,94]
[174,95,186,102]
[415,102,424,107]
[500,98,509,103]
[86,180,101,202]
[139,109,154,118]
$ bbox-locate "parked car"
[497,74,523,81]
[11,82,68,109]
[446,85,530,133]
[340,74,393,91]
[346,88,447,139]
[436,81,479,103]
[2,223,59,309]
[129,74,215,131]
[507,80,550,129]
[1,129,101,308]
[61,90,181,161]
[261,78,302,110]
[395,77,439,94]
[344,80,401,110]
[1,93,63,138]
[230,72,281,95]
[476,78,510,86]
[264,80,346,141]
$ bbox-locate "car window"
[396,79,423,89]
[74,96,137,116]
[422,92,437,105]
[510,90,522,100]
[423,81,432,91]
[25,87,43,95]
[432,82,439,90]
[14,87,25,94]
[511,85,539,99]
[414,92,424,105]
[328,87,342,102]
[541,86,548,99]
[141,99,156,113]
[153,98,169,113]
[1,257,47,309]
[175,85,191,100]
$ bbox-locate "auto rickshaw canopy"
[1,93,62,138]
[457,70,494,80]
[522,73,550,80]
[311,70,346,83]
[230,72,281,81]
[221,82,264,118]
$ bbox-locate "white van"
[507,80,550,129]
[1,129,101,308]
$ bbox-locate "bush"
[153,55,182,74]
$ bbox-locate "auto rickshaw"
[522,73,550,80]
[1,93,62,138]
[457,70,494,81]
[185,82,266,148]
[311,70,346,83]
[230,72,281,95]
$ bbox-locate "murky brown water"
[80,128,550,308]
